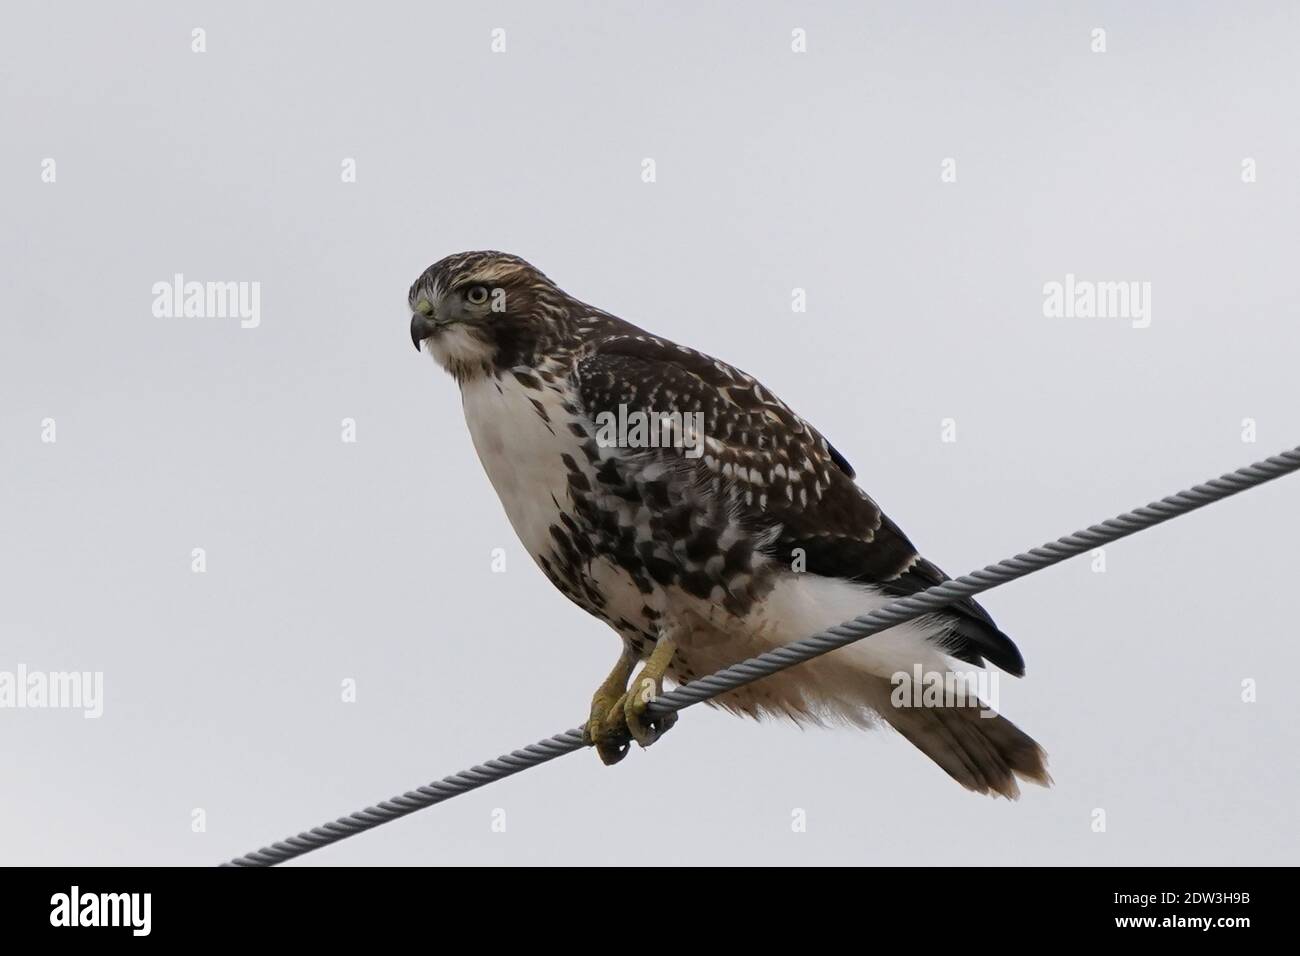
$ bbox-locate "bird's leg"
[605,633,678,749]
[583,645,637,766]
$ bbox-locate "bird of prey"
[410,251,1049,797]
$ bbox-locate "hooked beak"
[410,312,440,351]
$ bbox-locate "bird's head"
[409,251,569,383]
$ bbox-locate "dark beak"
[410,313,439,351]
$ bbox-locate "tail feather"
[669,571,1050,797]
[700,663,1052,798]
[874,681,1051,798]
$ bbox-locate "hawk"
[410,251,1050,797]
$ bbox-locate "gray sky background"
[2,1,1298,865]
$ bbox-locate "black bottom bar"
[0,865,1282,941]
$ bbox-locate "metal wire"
[222,445,1300,866]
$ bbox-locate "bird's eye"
[465,285,490,305]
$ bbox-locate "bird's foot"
[584,689,632,766]
[583,648,636,765]
[609,667,677,748]
[583,636,679,764]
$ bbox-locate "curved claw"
[617,675,678,748]
[585,682,634,765]
[584,709,632,765]
[584,634,679,762]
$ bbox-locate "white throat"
[427,324,496,381]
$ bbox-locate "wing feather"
[575,334,1025,676]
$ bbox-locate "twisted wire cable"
[222,445,1300,866]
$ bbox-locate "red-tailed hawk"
[411,251,1049,797]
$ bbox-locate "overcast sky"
[2,1,1298,865]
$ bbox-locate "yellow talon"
[584,646,635,765]
[608,635,679,750]
[584,635,679,761]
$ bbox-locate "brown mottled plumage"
[410,251,1049,797]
